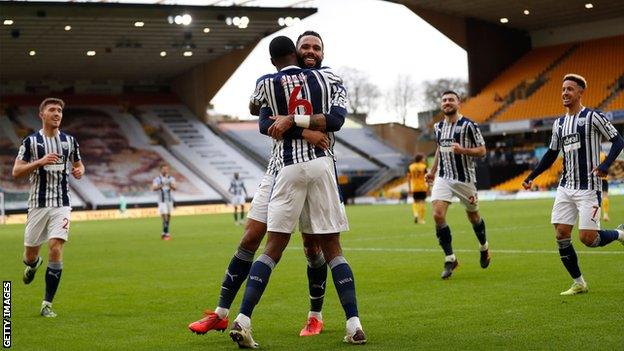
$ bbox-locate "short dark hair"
[441,90,460,100]
[39,97,65,112]
[414,153,424,162]
[269,36,296,59]
[296,30,323,48]
[563,73,587,89]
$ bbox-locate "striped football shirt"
[434,116,485,183]
[549,107,619,190]
[250,65,348,174]
[17,130,81,209]
[153,175,175,203]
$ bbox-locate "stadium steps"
[493,158,563,191]
[333,134,389,170]
[207,121,268,169]
[495,35,624,121]
[138,105,265,202]
[598,74,624,110]
[355,167,404,196]
[486,44,580,123]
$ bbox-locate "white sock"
[573,276,586,286]
[215,307,229,319]
[308,311,322,320]
[235,313,251,329]
[444,254,456,262]
[346,316,362,335]
[480,242,489,251]
[347,317,362,335]
[617,229,624,241]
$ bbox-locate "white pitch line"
[285,246,624,255]
[338,247,624,255]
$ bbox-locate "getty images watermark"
[2,281,10,349]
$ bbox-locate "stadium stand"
[217,121,381,176]
[606,89,624,111]
[138,105,265,199]
[493,157,563,191]
[336,119,408,169]
[496,35,624,121]
[9,104,220,208]
[460,43,575,122]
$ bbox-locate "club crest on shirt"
[454,126,463,134]
[61,141,69,150]
[577,118,585,127]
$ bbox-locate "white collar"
[280,65,300,71]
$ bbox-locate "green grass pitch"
[1,197,623,350]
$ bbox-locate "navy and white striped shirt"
[549,107,619,190]
[251,65,348,172]
[434,116,485,183]
[153,175,175,203]
[229,178,247,196]
[17,130,81,209]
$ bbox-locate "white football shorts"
[267,156,349,234]
[24,206,71,247]
[158,201,174,215]
[551,186,601,230]
[430,177,479,212]
[247,173,275,223]
[231,194,246,207]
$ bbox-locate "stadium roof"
[0,1,316,81]
[391,0,624,31]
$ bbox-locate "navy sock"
[558,239,581,279]
[307,253,327,313]
[44,261,63,303]
[233,210,238,221]
[239,254,275,318]
[329,256,358,319]
[473,219,487,245]
[218,247,254,309]
[436,225,453,256]
[163,219,169,233]
[592,230,620,247]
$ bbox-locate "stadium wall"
[465,18,532,96]
[531,17,624,47]
[171,41,258,121]
[368,123,436,157]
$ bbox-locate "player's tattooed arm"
[71,160,85,179]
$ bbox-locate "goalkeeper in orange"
[407,153,429,224]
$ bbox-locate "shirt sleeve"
[468,122,485,146]
[250,77,266,106]
[549,119,561,151]
[592,111,619,140]
[72,137,82,162]
[17,137,32,162]
[153,177,160,187]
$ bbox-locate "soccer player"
[187,32,334,339]
[425,90,490,279]
[12,97,84,317]
[228,36,365,348]
[228,172,248,225]
[407,153,428,224]
[152,164,176,240]
[522,74,624,296]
